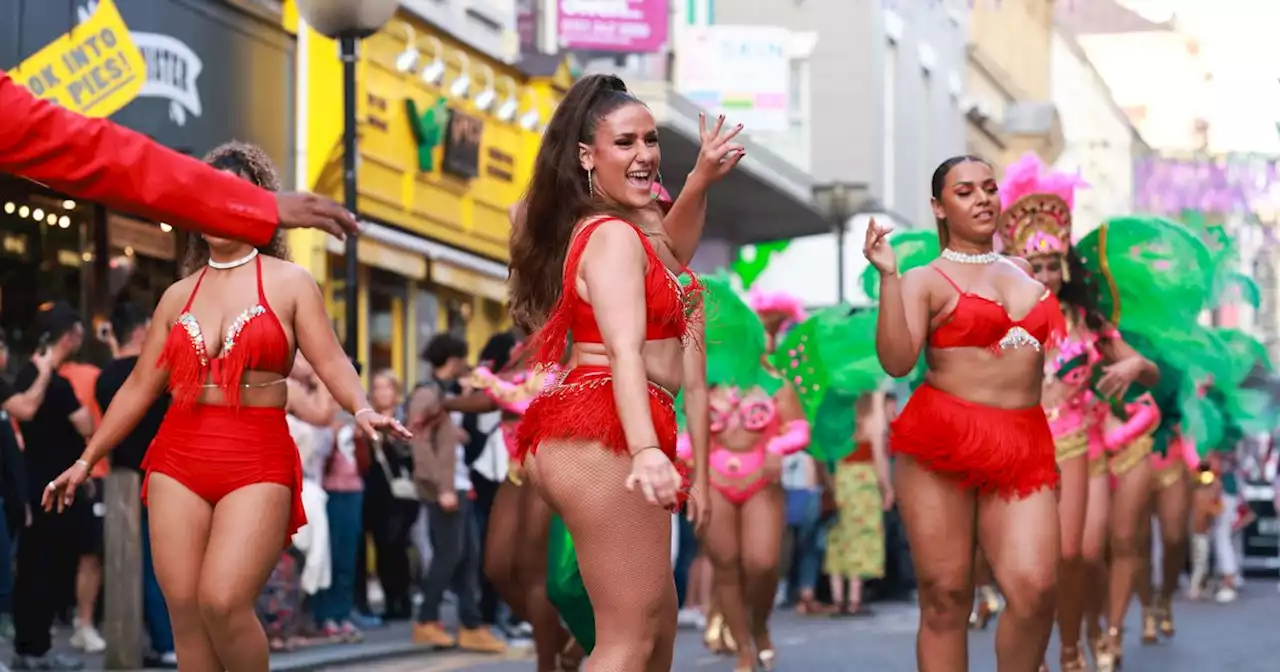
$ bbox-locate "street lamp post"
[812,182,871,304]
[295,0,398,362]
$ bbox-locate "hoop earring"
[587,168,595,197]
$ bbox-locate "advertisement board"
[557,0,668,53]
[675,25,790,132]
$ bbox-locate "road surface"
[322,580,1280,671]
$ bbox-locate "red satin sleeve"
[0,70,278,247]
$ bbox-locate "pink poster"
[557,0,669,53]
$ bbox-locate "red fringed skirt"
[516,365,689,509]
[892,384,1059,499]
[144,404,306,548]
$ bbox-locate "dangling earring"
[587,168,595,197]
[1061,255,1072,282]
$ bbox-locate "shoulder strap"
[181,267,209,312]
[930,265,964,294]
[563,216,645,280]
[254,254,268,305]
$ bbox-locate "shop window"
[414,288,440,385]
[368,268,409,381]
[106,213,179,312]
[445,297,469,340]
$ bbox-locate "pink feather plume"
[999,151,1089,210]
[747,287,807,326]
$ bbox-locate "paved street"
[326,580,1280,671]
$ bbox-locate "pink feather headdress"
[997,152,1090,259]
[747,288,806,331]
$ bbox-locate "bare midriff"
[192,368,289,408]
[924,345,1044,410]
[571,337,684,397]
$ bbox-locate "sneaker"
[158,652,178,667]
[339,620,364,643]
[351,611,383,629]
[12,652,84,670]
[677,608,706,629]
[1215,585,1238,604]
[457,627,507,654]
[412,622,456,648]
[318,620,344,640]
[69,625,106,654]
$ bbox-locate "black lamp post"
[294,0,398,361]
[812,182,871,304]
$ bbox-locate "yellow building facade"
[282,4,572,384]
[966,0,1064,169]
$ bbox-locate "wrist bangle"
[630,445,662,457]
[75,459,91,471]
[354,408,377,419]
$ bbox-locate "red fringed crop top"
[530,217,700,367]
[157,255,291,408]
[928,265,1066,353]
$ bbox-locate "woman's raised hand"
[689,113,746,185]
[862,217,897,276]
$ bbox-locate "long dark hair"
[1059,247,1108,331]
[929,154,990,249]
[508,73,643,333]
[181,141,291,276]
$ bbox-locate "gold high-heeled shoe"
[1095,627,1124,672]
[1158,596,1175,638]
[703,612,737,655]
[1140,607,1159,645]
[968,588,1001,630]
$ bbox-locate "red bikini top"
[530,217,699,367]
[157,255,291,409]
[928,265,1066,353]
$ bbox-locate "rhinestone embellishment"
[998,326,1041,351]
[223,305,266,356]
[176,313,209,366]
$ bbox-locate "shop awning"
[326,221,510,302]
[629,82,828,245]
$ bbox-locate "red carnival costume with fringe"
[516,217,699,509]
[891,269,1066,498]
[0,71,278,246]
[145,255,306,544]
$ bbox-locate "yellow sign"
[10,0,146,118]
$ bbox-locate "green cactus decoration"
[406,96,450,173]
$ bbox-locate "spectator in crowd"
[409,335,504,653]
[94,302,176,667]
[314,406,367,641]
[358,370,418,622]
[11,302,91,670]
[56,356,106,654]
[0,328,42,643]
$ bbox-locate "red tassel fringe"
[892,384,1059,499]
[157,325,205,410]
[516,366,689,510]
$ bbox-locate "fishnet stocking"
[528,439,677,672]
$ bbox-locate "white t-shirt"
[450,411,471,491]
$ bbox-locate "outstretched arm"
[78,286,179,467]
[293,273,372,416]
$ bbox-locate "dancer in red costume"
[0,70,355,242]
[41,142,409,672]
[509,73,741,670]
[996,152,1159,672]
[868,155,1065,671]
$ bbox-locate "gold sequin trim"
[1054,429,1090,463]
[1109,434,1154,476]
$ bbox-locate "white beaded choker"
[208,248,259,270]
[940,248,1000,265]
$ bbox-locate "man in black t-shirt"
[12,302,92,670]
[95,302,175,665]
[0,328,56,642]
